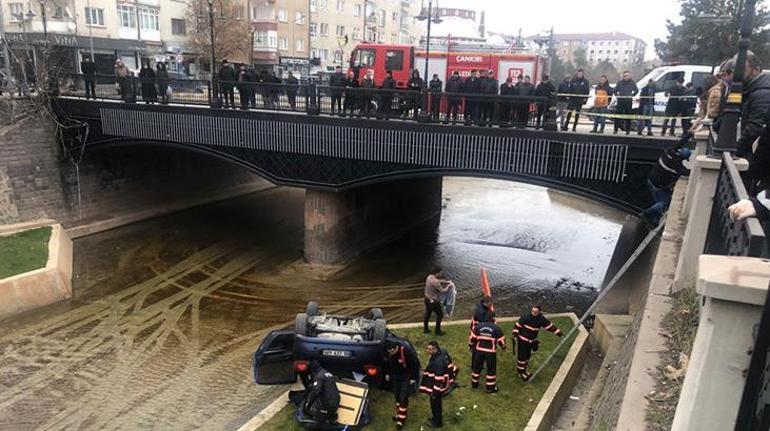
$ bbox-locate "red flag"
[481,267,494,311]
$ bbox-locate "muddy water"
[0,177,625,430]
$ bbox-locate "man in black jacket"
[379,70,397,119]
[406,69,425,119]
[642,138,691,225]
[284,71,299,109]
[343,70,359,117]
[80,55,97,99]
[464,70,482,124]
[736,52,770,192]
[614,70,639,135]
[329,66,345,115]
[499,77,516,125]
[563,69,590,132]
[515,75,535,127]
[445,71,463,124]
[428,74,443,120]
[556,75,572,130]
[637,80,656,136]
[534,74,556,129]
[218,60,236,108]
[419,341,456,428]
[469,311,505,393]
[303,361,340,426]
[479,69,498,125]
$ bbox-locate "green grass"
[0,227,52,278]
[259,316,576,431]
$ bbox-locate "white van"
[632,65,719,114]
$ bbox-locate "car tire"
[306,301,319,316]
[369,308,384,320]
[372,319,386,341]
[295,313,309,336]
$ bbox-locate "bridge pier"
[304,177,443,270]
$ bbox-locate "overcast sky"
[437,0,769,60]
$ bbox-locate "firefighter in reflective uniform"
[470,297,495,334]
[420,341,453,428]
[469,311,506,393]
[512,305,563,381]
[385,340,419,429]
[303,360,341,425]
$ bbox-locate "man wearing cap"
[385,340,420,429]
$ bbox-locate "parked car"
[253,302,421,388]
[166,71,206,94]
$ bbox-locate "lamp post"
[713,0,757,154]
[207,0,221,108]
[415,0,442,81]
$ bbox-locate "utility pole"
[208,0,220,108]
[547,26,554,76]
[86,0,94,59]
[0,2,11,82]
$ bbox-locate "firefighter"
[420,341,455,428]
[512,305,563,381]
[470,296,495,334]
[469,311,505,393]
[385,340,420,429]
[303,360,340,425]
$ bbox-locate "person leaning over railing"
[729,189,770,223]
[687,74,720,133]
[736,51,770,192]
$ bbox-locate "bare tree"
[185,0,251,70]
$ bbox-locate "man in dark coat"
[218,60,236,108]
[642,137,692,225]
[419,341,457,428]
[329,66,345,114]
[385,339,420,429]
[512,305,563,381]
[80,55,97,99]
[515,75,535,127]
[428,73,443,120]
[534,74,556,129]
[614,70,639,134]
[499,77,516,125]
[479,69,498,125]
[662,78,685,136]
[737,52,770,193]
[563,69,590,132]
[637,80,656,136]
[556,74,572,130]
[236,64,251,109]
[445,71,463,124]
[379,70,397,119]
[303,361,340,426]
[464,69,481,123]
[360,70,375,117]
[343,70,359,117]
[284,71,299,109]
[138,61,157,104]
[406,69,425,119]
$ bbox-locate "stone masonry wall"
[0,114,270,229]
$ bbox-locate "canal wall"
[0,114,272,232]
[304,177,442,269]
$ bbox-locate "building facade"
[524,32,646,69]
[308,0,422,74]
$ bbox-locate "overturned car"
[253,302,421,429]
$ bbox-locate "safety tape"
[555,93,698,99]
[564,109,699,121]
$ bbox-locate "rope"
[527,218,667,383]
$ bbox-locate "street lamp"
[207,0,221,108]
[415,0,442,81]
[713,0,756,153]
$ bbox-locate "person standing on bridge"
[218,60,236,109]
[429,73,443,121]
[139,61,158,104]
[613,71,638,135]
[515,75,535,128]
[556,75,572,130]
[379,70,397,119]
[591,75,613,134]
[343,70,359,117]
[80,55,96,100]
[534,74,556,129]
[563,69,590,132]
[464,70,481,124]
[637,80,656,136]
[329,66,345,115]
[512,305,563,381]
[499,76,516,126]
[424,267,452,336]
[445,71,463,124]
[156,63,169,104]
[406,69,425,119]
[285,71,299,110]
[237,64,251,110]
[114,59,130,101]
[360,70,375,117]
[661,78,685,137]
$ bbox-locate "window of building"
[311,48,318,58]
[352,27,360,40]
[385,49,404,71]
[589,49,594,54]
[117,4,136,28]
[320,49,328,60]
[9,3,23,21]
[309,23,317,36]
[378,10,385,26]
[279,37,288,50]
[320,22,328,36]
[278,8,287,22]
[614,50,618,54]
[254,31,277,48]
[310,0,317,12]
[336,25,345,37]
[390,32,397,43]
[85,7,105,26]
[598,49,603,54]
[171,18,186,35]
[138,7,159,31]
[296,39,305,52]
[392,12,397,21]
[319,0,328,10]
[354,4,361,16]
[295,11,305,23]
[334,49,343,63]
[52,6,63,19]
[336,0,344,12]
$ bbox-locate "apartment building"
[308,0,422,73]
[523,32,646,68]
[248,0,310,75]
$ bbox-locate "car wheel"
[295,313,309,336]
[369,308,383,320]
[372,319,386,341]
[306,301,319,316]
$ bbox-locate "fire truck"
[348,42,546,88]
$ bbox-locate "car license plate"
[322,349,351,357]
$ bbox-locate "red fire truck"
[348,43,546,88]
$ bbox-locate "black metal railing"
[704,152,767,256]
